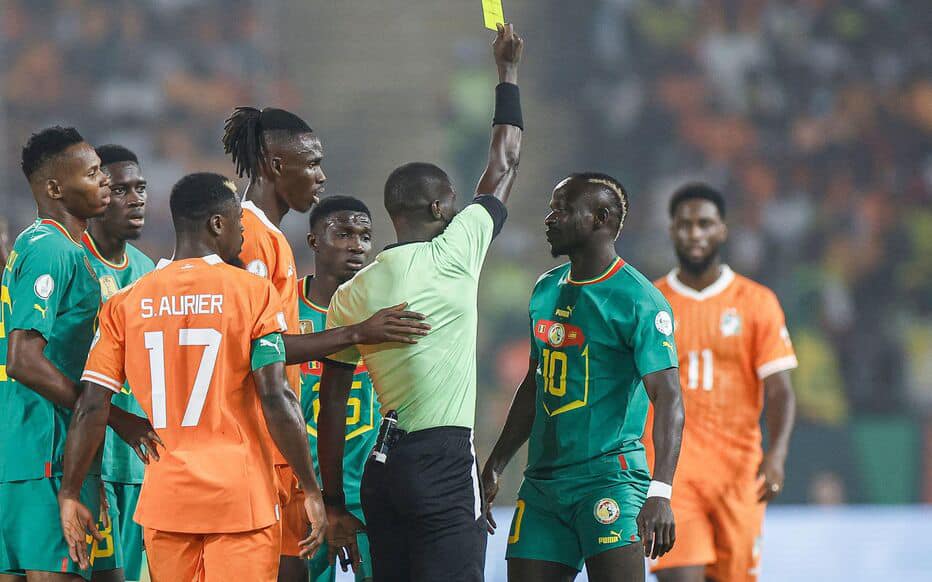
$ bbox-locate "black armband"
[493,83,523,130]
[322,357,356,371]
[473,195,508,239]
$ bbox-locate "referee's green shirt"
[326,198,505,433]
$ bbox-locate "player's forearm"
[644,369,684,485]
[260,388,319,493]
[488,368,536,473]
[476,107,522,203]
[318,364,355,505]
[60,387,111,498]
[282,326,358,365]
[7,332,82,408]
[763,372,796,461]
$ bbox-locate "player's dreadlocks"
[221,107,314,180]
[569,172,629,240]
[21,126,85,181]
[95,144,139,167]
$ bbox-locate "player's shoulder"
[731,271,781,305]
[14,221,81,258]
[125,243,154,269]
[611,261,669,305]
[533,262,570,290]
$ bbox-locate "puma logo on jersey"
[662,341,675,351]
[33,304,48,318]
[555,305,574,318]
[598,531,622,544]
[259,338,282,355]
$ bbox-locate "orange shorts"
[650,478,765,582]
[143,523,280,582]
[275,464,309,557]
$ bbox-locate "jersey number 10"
[144,328,221,429]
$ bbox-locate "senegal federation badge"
[547,322,566,347]
[99,275,120,301]
[594,498,620,524]
[720,308,742,337]
[299,320,315,335]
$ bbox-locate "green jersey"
[298,277,380,507]
[0,219,101,482]
[83,233,154,484]
[525,258,678,480]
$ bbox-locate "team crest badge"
[654,311,673,336]
[594,498,620,525]
[299,320,315,334]
[547,323,566,347]
[99,275,120,301]
[720,308,742,337]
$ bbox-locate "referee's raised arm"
[476,22,524,206]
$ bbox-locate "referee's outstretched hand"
[355,303,430,345]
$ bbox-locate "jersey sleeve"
[7,247,73,341]
[81,296,126,393]
[324,289,361,366]
[430,201,500,278]
[753,289,798,379]
[241,227,277,281]
[251,279,289,339]
[623,291,679,379]
[251,332,286,371]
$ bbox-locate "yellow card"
[482,0,505,31]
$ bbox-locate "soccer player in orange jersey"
[645,183,797,582]
[222,106,329,580]
[57,173,328,581]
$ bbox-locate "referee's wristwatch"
[322,490,346,508]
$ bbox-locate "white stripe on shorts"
[469,430,481,520]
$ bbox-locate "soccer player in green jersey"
[298,196,379,582]
[81,145,155,582]
[0,127,157,582]
[482,173,685,582]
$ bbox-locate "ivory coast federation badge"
[594,498,620,524]
[720,308,742,337]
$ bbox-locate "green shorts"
[0,475,122,578]
[308,505,373,582]
[104,481,143,581]
[505,472,648,571]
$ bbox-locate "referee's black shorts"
[360,426,488,581]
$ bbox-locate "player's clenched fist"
[637,497,676,560]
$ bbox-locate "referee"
[316,23,524,582]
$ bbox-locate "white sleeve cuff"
[757,355,798,380]
[81,371,123,394]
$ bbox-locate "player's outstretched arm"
[474,23,524,205]
[58,383,114,570]
[481,358,537,533]
[282,303,429,365]
[758,370,796,502]
[253,360,327,557]
[317,360,366,573]
[639,367,684,560]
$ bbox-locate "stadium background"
[1,0,930,579]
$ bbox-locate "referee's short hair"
[384,162,452,218]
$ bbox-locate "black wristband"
[493,82,523,130]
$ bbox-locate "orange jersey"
[240,200,300,396]
[646,266,797,482]
[82,254,289,533]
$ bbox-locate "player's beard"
[676,246,720,276]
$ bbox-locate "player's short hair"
[169,173,239,229]
[309,195,372,231]
[21,126,85,180]
[566,172,629,239]
[383,162,452,218]
[95,144,139,168]
[221,106,314,180]
[669,182,726,219]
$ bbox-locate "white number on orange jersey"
[144,328,222,429]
